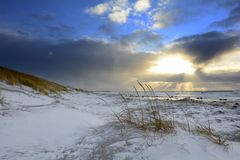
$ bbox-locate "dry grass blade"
[133,85,139,97]
[137,80,147,94]
[0,88,4,106]
[115,81,175,134]
[115,107,174,133]
[194,123,229,150]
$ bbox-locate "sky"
[0,0,240,91]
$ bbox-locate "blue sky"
[0,0,240,90]
[0,0,232,42]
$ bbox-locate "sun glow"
[149,56,195,74]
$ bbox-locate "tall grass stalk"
[0,87,5,106]
[115,81,175,134]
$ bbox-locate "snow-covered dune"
[0,83,116,159]
[0,82,240,160]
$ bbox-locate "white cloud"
[107,0,130,24]
[86,0,130,24]
[134,0,151,12]
[115,0,129,7]
[86,3,109,15]
[151,11,173,29]
[108,8,130,24]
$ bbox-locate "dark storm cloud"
[112,30,162,48]
[170,31,240,63]
[139,69,240,84]
[1,30,239,90]
[211,4,240,28]
[0,32,155,89]
[195,69,240,83]
[96,27,162,50]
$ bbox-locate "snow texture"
[0,82,240,160]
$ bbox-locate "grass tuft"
[115,81,175,134]
[116,107,175,133]
[115,81,230,149]
[194,122,229,149]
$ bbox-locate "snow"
[141,132,240,160]
[0,82,240,160]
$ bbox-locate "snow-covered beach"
[0,82,240,160]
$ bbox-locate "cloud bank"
[168,31,240,63]
[0,32,155,90]
[0,29,240,90]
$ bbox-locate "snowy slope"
[0,82,240,160]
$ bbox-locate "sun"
[149,55,195,74]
